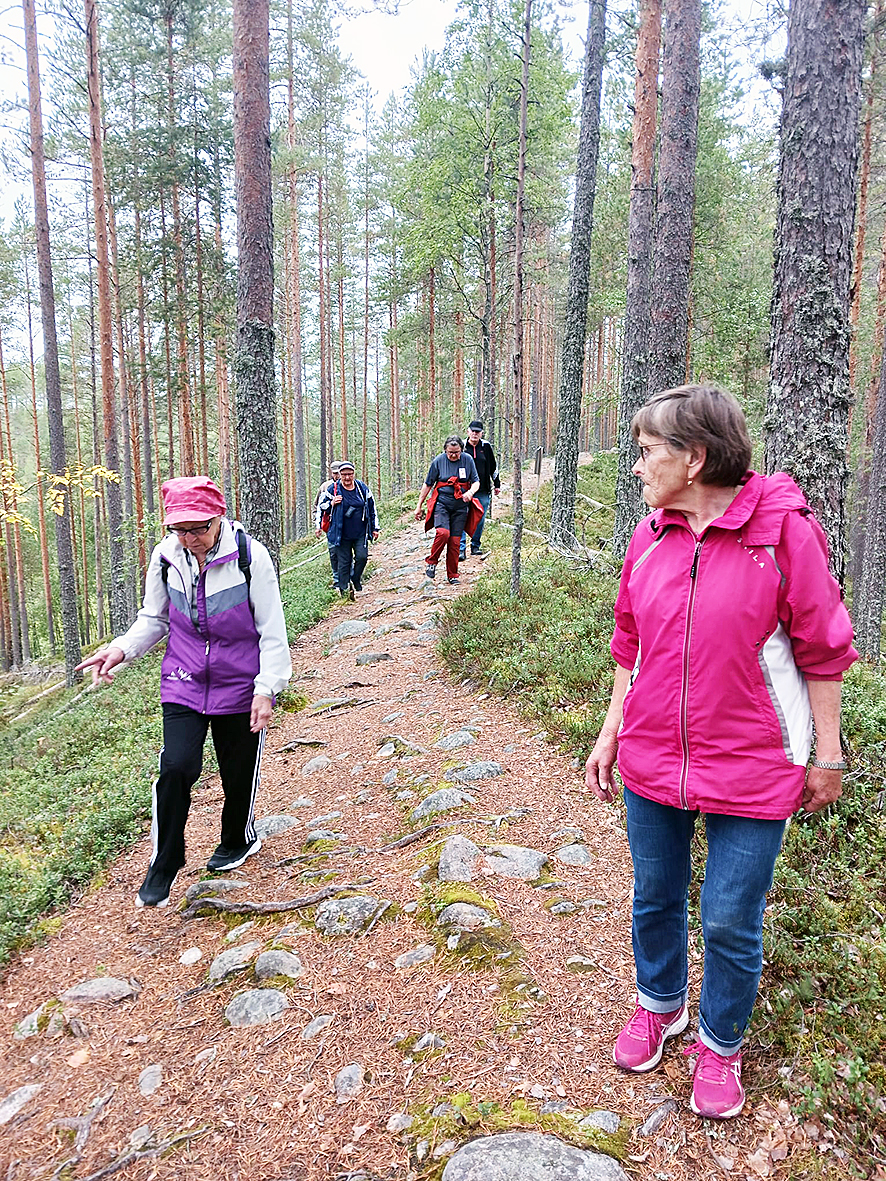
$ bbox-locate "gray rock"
[550,826,585,845]
[549,901,578,916]
[578,1111,620,1135]
[225,989,289,1027]
[208,941,262,982]
[382,769,398,785]
[0,1084,42,1126]
[356,652,393,665]
[334,1062,365,1104]
[379,733,426,756]
[308,810,342,826]
[637,1099,677,1137]
[376,743,397,759]
[60,977,138,1005]
[304,829,346,844]
[395,944,436,969]
[301,1014,334,1040]
[446,761,503,783]
[386,1112,413,1133]
[138,1064,163,1096]
[482,845,548,880]
[395,789,415,800]
[13,1003,49,1040]
[432,1102,460,1118]
[315,895,382,936]
[301,754,331,777]
[290,796,315,809]
[225,921,255,943]
[438,835,483,882]
[413,1031,445,1052]
[382,710,405,722]
[565,956,596,974]
[185,878,250,902]
[254,950,304,980]
[331,620,372,642]
[411,788,475,821]
[254,814,299,839]
[434,1140,458,1159]
[503,743,518,753]
[435,730,476,751]
[441,1132,629,1180]
[436,903,500,931]
[416,1139,431,1161]
[554,843,594,867]
[540,1100,571,1114]
[354,789,373,803]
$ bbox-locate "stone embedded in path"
[637,1099,677,1137]
[412,1031,445,1052]
[208,941,262,983]
[315,895,383,936]
[308,810,342,826]
[180,947,203,965]
[435,730,477,752]
[548,901,578,916]
[0,1084,42,1127]
[387,1112,413,1133]
[225,989,289,1027]
[254,950,304,980]
[13,1003,49,1040]
[395,944,436,969]
[438,835,483,882]
[225,921,255,943]
[441,1132,629,1181]
[565,955,596,973]
[301,1014,334,1040]
[550,826,585,845]
[301,754,331,778]
[304,829,346,845]
[356,652,393,666]
[436,903,500,931]
[60,977,138,1005]
[255,814,299,840]
[334,1063,365,1104]
[138,1064,163,1096]
[411,788,475,822]
[554,843,594,867]
[185,878,249,902]
[482,845,548,881]
[379,733,426,756]
[446,761,503,784]
[382,769,398,785]
[291,796,315,809]
[331,620,372,643]
[578,1111,620,1134]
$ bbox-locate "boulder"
[438,835,483,882]
[331,620,371,643]
[315,895,382,936]
[441,1132,629,1180]
[446,761,503,783]
[436,903,499,931]
[226,989,289,1027]
[554,844,594,867]
[208,941,262,983]
[411,788,475,822]
[482,845,547,880]
[60,977,138,1005]
[254,950,304,980]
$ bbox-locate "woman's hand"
[331,494,343,506]
[371,530,379,541]
[75,645,125,686]
[802,766,843,813]
[414,506,425,521]
[586,728,619,803]
[250,694,273,733]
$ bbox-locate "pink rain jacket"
[612,472,858,819]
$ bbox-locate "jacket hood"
[648,471,810,546]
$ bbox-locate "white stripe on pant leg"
[147,745,164,867]
[244,728,265,844]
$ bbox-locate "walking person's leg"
[470,492,491,552]
[334,540,353,594]
[327,542,339,583]
[351,536,369,590]
[207,711,265,870]
[139,702,209,906]
[614,787,695,1070]
[446,502,468,580]
[427,501,451,576]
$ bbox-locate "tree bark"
[550,0,607,550]
[764,0,865,581]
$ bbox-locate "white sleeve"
[112,545,171,661]
[249,540,293,698]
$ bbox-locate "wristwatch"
[812,758,847,770]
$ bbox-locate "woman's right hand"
[331,494,343,506]
[75,645,126,686]
[414,506,425,521]
[586,729,619,803]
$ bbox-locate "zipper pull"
[690,540,702,579]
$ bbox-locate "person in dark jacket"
[317,460,379,599]
[459,420,500,559]
[76,476,292,909]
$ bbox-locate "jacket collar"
[648,471,809,545]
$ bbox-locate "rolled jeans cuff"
[637,986,686,1015]
[698,1016,743,1056]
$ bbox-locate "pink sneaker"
[613,1002,689,1072]
[685,1041,745,1118]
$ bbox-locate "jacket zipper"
[678,537,704,809]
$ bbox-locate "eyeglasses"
[636,443,671,461]
[166,520,214,538]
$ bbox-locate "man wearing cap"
[76,476,292,909]
[314,459,342,583]
[459,420,500,560]
[316,460,379,599]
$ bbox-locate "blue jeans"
[335,535,368,592]
[461,491,491,554]
[624,787,785,1054]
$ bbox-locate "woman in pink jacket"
[586,385,857,1119]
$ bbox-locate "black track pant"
[150,702,264,877]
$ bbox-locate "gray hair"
[443,435,464,450]
[631,384,752,487]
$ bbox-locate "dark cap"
[338,460,356,472]
[468,420,484,431]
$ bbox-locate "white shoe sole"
[208,838,262,872]
[613,1004,689,1072]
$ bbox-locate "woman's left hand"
[250,694,273,733]
[802,766,843,813]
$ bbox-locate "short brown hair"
[631,384,752,487]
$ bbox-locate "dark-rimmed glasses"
[166,520,213,538]
[636,443,671,462]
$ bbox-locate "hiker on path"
[585,384,857,1120]
[459,419,500,561]
[415,435,481,585]
[75,476,292,909]
[315,459,342,583]
[317,459,379,599]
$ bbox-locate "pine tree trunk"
[511,0,532,597]
[614,0,662,557]
[647,0,700,396]
[550,0,607,549]
[232,0,280,566]
[286,2,308,534]
[0,330,23,666]
[764,0,865,581]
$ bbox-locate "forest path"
[1,517,802,1181]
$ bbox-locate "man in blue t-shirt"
[318,460,379,599]
[414,436,480,584]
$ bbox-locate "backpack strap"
[235,528,252,588]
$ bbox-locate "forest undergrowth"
[439,455,886,1169]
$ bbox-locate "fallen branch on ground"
[179,881,374,920]
[75,1128,210,1181]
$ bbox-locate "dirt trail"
[0,517,807,1181]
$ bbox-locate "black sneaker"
[448,577,460,585]
[471,548,486,558]
[425,564,436,579]
[348,583,356,601]
[135,865,177,908]
[206,837,262,872]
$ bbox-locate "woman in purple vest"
[76,477,291,908]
